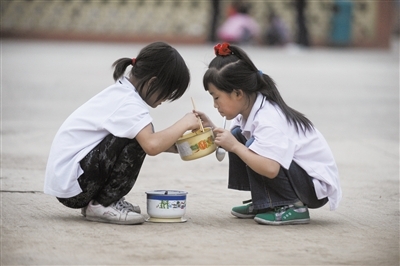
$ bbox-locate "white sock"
[293,201,304,207]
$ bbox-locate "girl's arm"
[232,144,280,179]
[136,112,200,156]
[213,128,280,178]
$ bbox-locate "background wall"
[1,0,397,48]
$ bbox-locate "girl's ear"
[148,76,157,85]
[233,89,244,99]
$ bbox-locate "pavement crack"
[0,190,43,194]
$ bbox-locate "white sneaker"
[85,198,145,225]
[81,197,139,217]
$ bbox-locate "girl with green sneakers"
[196,43,341,225]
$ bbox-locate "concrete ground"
[1,39,399,265]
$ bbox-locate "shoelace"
[274,206,290,213]
[274,205,306,214]
[119,197,135,210]
[112,198,132,213]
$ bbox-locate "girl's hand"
[213,127,280,178]
[136,113,199,156]
[193,110,216,129]
[181,112,201,131]
[213,127,238,152]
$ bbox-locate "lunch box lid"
[146,190,187,200]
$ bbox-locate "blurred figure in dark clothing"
[264,12,290,46]
[208,0,220,43]
[295,0,310,46]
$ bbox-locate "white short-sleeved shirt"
[231,93,341,210]
[44,77,152,198]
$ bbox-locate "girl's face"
[146,90,165,108]
[130,76,164,108]
[207,83,243,120]
[141,77,166,108]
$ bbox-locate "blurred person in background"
[295,0,310,47]
[264,11,290,46]
[217,0,260,44]
[208,0,221,43]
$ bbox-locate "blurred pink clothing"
[217,13,260,43]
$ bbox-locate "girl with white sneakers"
[44,42,200,225]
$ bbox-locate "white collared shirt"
[44,77,152,198]
[231,93,341,210]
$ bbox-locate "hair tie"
[132,58,136,66]
[258,70,263,76]
[214,43,232,56]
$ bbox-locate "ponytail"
[112,58,133,81]
[257,72,313,132]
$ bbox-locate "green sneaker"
[231,200,270,218]
[254,205,310,225]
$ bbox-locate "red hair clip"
[132,58,136,66]
[214,43,232,56]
